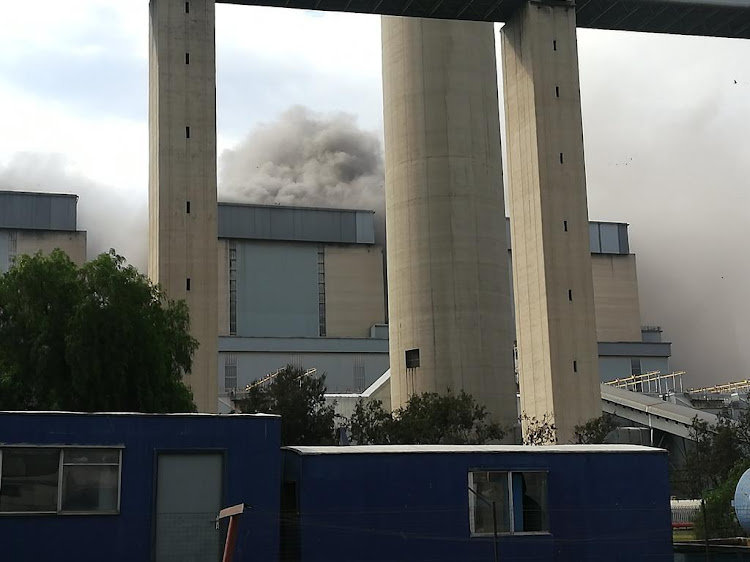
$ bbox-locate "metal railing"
[605,371,685,394]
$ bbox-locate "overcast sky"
[0,0,748,385]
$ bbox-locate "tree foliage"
[349,390,507,445]
[520,413,557,445]
[573,414,618,444]
[677,413,750,498]
[694,459,750,540]
[0,250,197,412]
[235,365,337,446]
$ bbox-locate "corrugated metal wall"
[235,241,319,337]
[0,192,77,231]
[219,204,374,244]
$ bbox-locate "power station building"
[216,202,671,412]
[0,190,671,416]
[0,191,87,273]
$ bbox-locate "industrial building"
[0,190,671,414]
[216,202,390,412]
[217,202,671,413]
[144,0,750,438]
[0,190,86,273]
[0,411,672,562]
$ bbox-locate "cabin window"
[468,471,549,535]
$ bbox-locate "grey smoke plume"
[576,30,750,387]
[0,152,148,270]
[218,105,385,240]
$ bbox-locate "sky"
[0,0,748,385]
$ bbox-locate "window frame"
[0,445,123,516]
[468,469,550,537]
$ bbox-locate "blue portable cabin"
[0,411,280,562]
[281,444,673,562]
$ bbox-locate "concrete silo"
[381,17,517,429]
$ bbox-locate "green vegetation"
[349,390,507,445]
[235,365,337,446]
[670,412,750,539]
[572,413,618,444]
[0,250,196,412]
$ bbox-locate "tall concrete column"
[149,0,218,412]
[382,17,517,428]
[501,1,601,442]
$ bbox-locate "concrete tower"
[381,17,517,427]
[501,2,602,442]
[149,0,218,412]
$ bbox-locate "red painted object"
[217,503,250,562]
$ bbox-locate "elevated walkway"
[601,384,717,440]
[328,370,718,441]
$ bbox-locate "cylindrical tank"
[381,17,517,427]
[734,468,750,532]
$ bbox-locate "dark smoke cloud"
[0,152,148,270]
[218,105,386,243]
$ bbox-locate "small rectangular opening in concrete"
[568,290,573,301]
[186,52,190,64]
[186,278,191,291]
[559,152,564,164]
[553,40,557,51]
[186,126,190,139]
[405,348,420,369]
[186,201,191,214]
[573,360,578,373]
[555,86,560,97]
[564,220,568,231]
[185,2,189,13]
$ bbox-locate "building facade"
[282,445,673,562]
[0,192,670,414]
[218,203,670,413]
[216,203,390,412]
[0,191,86,273]
[0,411,280,562]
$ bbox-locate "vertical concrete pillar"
[149,0,218,412]
[501,1,602,442]
[382,17,517,429]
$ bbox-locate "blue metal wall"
[236,241,319,337]
[283,448,673,562]
[0,412,280,562]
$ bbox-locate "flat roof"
[0,411,279,418]
[0,190,78,199]
[219,201,374,215]
[284,444,664,455]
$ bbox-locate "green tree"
[678,414,750,498]
[573,414,618,444]
[235,365,337,446]
[0,250,196,412]
[694,459,750,540]
[350,390,507,445]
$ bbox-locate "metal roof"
[220,0,750,39]
[601,383,718,439]
[284,444,664,454]
[0,410,279,418]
